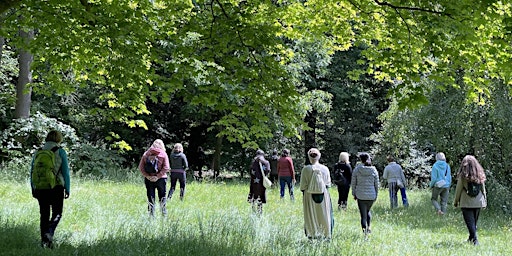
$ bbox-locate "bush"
[0,112,127,178]
[485,170,512,215]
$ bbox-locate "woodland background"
[1,0,511,213]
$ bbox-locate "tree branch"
[373,0,453,18]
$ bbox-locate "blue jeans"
[279,176,294,199]
[400,187,409,206]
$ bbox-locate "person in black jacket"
[332,152,352,211]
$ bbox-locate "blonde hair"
[339,152,350,163]
[173,143,183,153]
[151,139,166,151]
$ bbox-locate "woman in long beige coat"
[300,148,333,239]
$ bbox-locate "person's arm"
[139,153,151,178]
[30,154,35,196]
[446,165,452,185]
[182,154,189,170]
[400,168,407,186]
[453,178,463,207]
[288,158,295,181]
[59,149,71,197]
[156,154,170,179]
[351,168,358,198]
[374,168,380,197]
[300,166,309,192]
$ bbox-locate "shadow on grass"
[2,222,250,256]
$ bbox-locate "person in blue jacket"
[429,152,451,215]
[30,130,71,248]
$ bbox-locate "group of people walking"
[28,131,488,248]
[137,139,189,217]
[245,147,488,244]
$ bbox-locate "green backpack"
[32,147,60,190]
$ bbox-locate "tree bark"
[304,109,317,165]
[14,29,34,119]
[212,132,223,178]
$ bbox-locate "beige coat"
[453,178,487,208]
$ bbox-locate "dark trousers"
[168,172,186,200]
[462,208,481,241]
[34,186,65,241]
[145,177,167,215]
[337,183,350,206]
[357,199,375,230]
[388,182,399,208]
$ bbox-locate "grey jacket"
[351,165,379,200]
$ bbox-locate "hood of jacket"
[171,152,184,159]
[147,147,166,158]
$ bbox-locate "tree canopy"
[2,0,512,146]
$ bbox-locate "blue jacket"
[429,160,451,188]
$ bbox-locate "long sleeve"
[59,149,71,194]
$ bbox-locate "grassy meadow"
[1,176,511,256]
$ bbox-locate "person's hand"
[292,179,296,185]
[64,191,70,199]
[150,176,159,182]
[453,202,458,208]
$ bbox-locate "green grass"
[1,178,511,256]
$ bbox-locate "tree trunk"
[304,109,317,165]
[212,132,223,178]
[0,36,4,62]
[14,29,33,119]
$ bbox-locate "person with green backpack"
[30,130,71,249]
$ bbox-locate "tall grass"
[1,177,511,256]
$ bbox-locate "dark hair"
[358,152,372,166]
[386,155,395,162]
[281,149,290,157]
[45,130,63,143]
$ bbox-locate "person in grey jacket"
[167,143,189,201]
[351,152,379,237]
[383,156,407,209]
[453,155,487,246]
[429,152,451,215]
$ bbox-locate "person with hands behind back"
[453,155,487,246]
[30,130,71,249]
[351,152,379,238]
[139,139,170,217]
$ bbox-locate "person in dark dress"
[247,149,271,214]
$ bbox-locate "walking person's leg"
[179,172,186,200]
[279,177,286,199]
[35,190,51,247]
[156,178,167,216]
[431,187,443,214]
[400,187,409,207]
[145,178,156,216]
[462,208,479,245]
[47,186,65,241]
[167,172,178,200]
[439,187,449,214]
[285,176,294,201]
